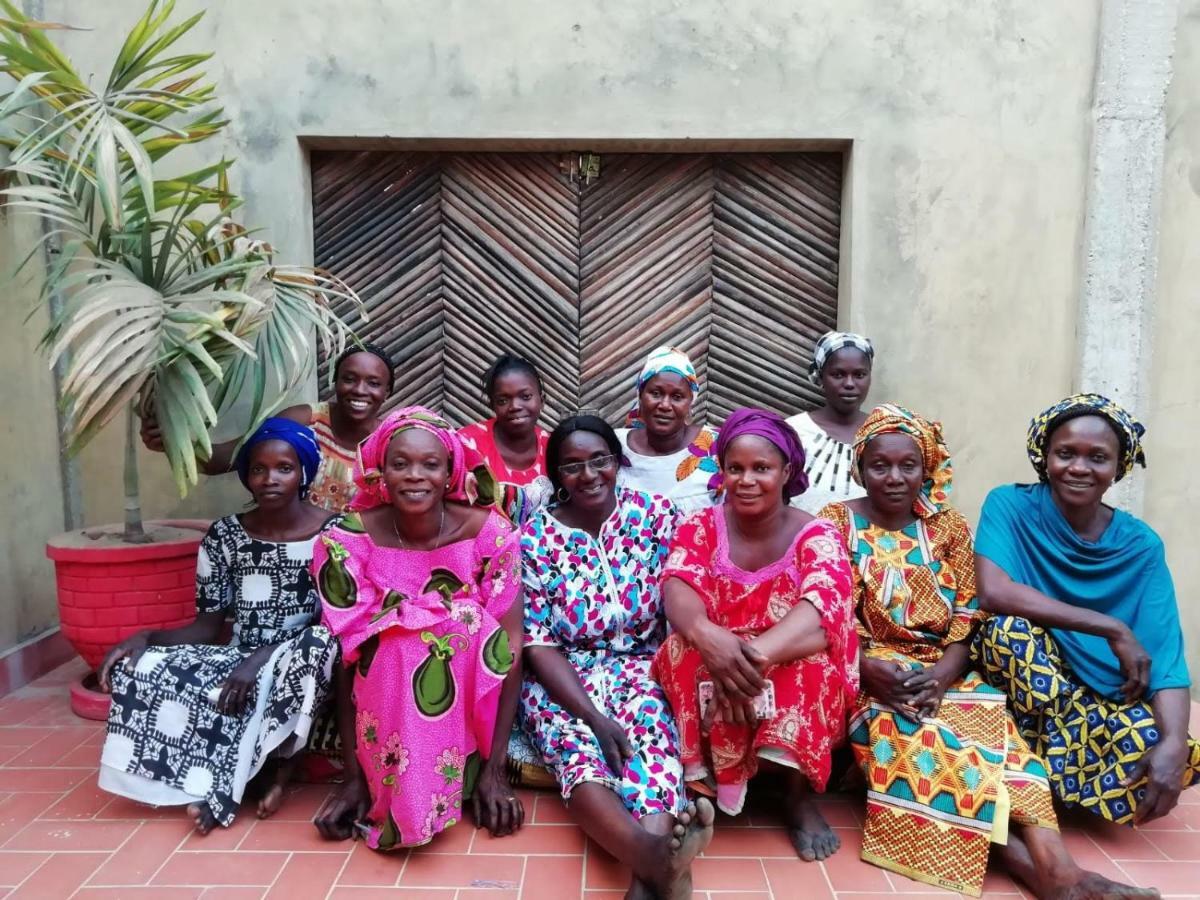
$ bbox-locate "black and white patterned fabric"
[99,516,338,827]
[807,330,874,383]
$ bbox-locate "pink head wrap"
[349,406,473,511]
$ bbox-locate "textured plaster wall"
[1147,0,1200,693]
[0,211,65,649]
[1,2,1136,661]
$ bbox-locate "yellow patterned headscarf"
[1026,393,1146,483]
[852,404,952,518]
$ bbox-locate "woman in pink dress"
[312,407,526,850]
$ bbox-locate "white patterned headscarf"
[808,331,875,385]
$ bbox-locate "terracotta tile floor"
[2,659,1199,899]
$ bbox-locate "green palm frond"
[0,0,365,518]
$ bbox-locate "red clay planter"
[46,519,209,719]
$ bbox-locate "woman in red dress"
[653,407,858,863]
[458,353,550,489]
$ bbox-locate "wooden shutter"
[310,149,841,425]
[440,154,580,426]
[311,151,443,412]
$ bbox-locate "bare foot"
[624,878,655,900]
[654,798,715,900]
[1051,870,1160,900]
[186,801,217,835]
[257,759,295,819]
[785,784,840,861]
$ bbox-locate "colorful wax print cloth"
[975,483,1189,701]
[519,488,683,818]
[821,502,1057,897]
[615,425,721,514]
[785,412,865,515]
[100,516,338,827]
[974,615,1200,825]
[1025,393,1146,483]
[458,418,550,487]
[306,402,361,513]
[652,508,858,815]
[312,509,521,850]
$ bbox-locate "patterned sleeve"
[476,512,523,621]
[457,420,490,472]
[797,519,860,696]
[309,519,379,665]
[195,519,233,614]
[940,509,984,644]
[812,503,871,645]
[660,509,717,603]
[652,494,680,546]
[520,520,559,648]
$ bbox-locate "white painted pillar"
[1077,0,1179,514]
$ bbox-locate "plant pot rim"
[46,518,211,563]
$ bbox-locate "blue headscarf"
[234,418,322,498]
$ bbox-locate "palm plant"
[0,0,363,541]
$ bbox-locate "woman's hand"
[911,669,949,720]
[139,409,165,452]
[1124,739,1188,825]
[472,761,524,837]
[215,650,271,715]
[694,622,767,701]
[314,770,372,841]
[1107,623,1151,702]
[860,656,927,720]
[702,679,759,730]
[97,632,151,692]
[587,713,635,776]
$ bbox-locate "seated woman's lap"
[975,613,1200,822]
[521,660,683,818]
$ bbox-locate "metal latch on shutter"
[560,152,600,184]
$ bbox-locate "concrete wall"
[0,211,64,649]
[4,0,1195,689]
[1148,0,1200,690]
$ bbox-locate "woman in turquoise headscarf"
[974,394,1200,827]
[615,345,721,513]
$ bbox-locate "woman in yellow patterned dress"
[820,405,1152,900]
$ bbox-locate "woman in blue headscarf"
[97,418,340,835]
[974,394,1200,827]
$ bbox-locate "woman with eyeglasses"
[519,414,714,900]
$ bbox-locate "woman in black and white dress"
[98,419,338,834]
[787,331,875,515]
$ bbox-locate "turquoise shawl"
[975,483,1189,700]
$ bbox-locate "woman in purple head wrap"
[653,407,859,863]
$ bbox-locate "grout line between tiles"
[322,844,355,900]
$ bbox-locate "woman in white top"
[614,346,721,513]
[786,332,875,515]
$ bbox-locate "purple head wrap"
[714,407,809,500]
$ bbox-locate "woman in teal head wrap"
[974,394,1200,828]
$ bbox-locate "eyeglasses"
[557,454,617,476]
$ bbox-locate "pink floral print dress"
[311,509,521,850]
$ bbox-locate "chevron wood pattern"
[578,154,715,424]
[311,150,444,413]
[709,153,842,419]
[441,153,581,426]
[309,150,841,430]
